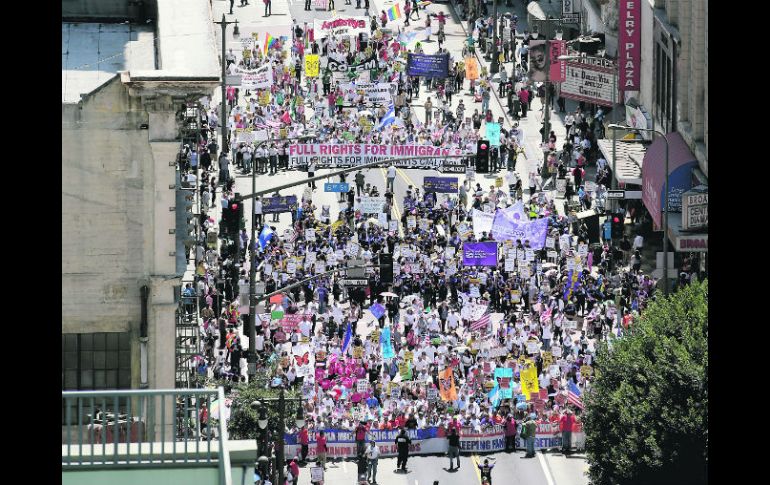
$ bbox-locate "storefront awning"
[597,139,647,185]
[666,213,708,252]
[641,132,698,231]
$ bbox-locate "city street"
[292,450,589,485]
[206,1,599,484]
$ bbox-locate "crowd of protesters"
[171,2,699,483]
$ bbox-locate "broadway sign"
[287,143,466,169]
[560,61,618,107]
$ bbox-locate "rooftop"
[62,22,156,104]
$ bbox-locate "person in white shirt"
[387,164,397,193]
[366,440,380,483]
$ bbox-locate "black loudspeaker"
[379,252,393,284]
[583,214,601,245]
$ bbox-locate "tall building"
[62,0,219,393]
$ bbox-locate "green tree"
[583,280,708,485]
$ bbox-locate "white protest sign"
[407,216,417,229]
[305,228,316,240]
[505,258,515,272]
[526,249,535,262]
[445,246,456,260]
[347,242,360,257]
[520,266,531,279]
[378,212,389,227]
[546,237,555,248]
[547,250,558,259]
[357,379,369,393]
[389,220,399,232]
[359,196,385,214]
[526,341,540,354]
[427,387,438,401]
[286,261,297,274]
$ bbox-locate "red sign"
[549,40,566,82]
[281,313,307,332]
[269,294,284,304]
[618,0,641,90]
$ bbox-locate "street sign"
[562,13,580,24]
[324,182,350,193]
[441,161,466,174]
[341,278,368,286]
[606,190,625,200]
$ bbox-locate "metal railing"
[62,388,231,485]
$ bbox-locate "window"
[61,332,132,425]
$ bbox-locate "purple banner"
[462,242,498,266]
[619,0,641,90]
[262,195,298,214]
[490,208,549,249]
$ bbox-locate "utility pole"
[214,14,239,157]
[490,0,499,74]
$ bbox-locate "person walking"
[264,0,272,17]
[395,427,412,472]
[504,415,517,452]
[424,97,433,124]
[447,426,461,470]
[523,414,537,458]
[316,430,328,469]
[298,424,310,463]
[308,158,317,190]
[559,408,575,455]
[366,439,380,483]
[355,420,368,456]
[355,170,365,196]
[387,164,397,193]
[477,458,496,484]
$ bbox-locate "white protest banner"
[358,196,385,214]
[472,209,495,239]
[287,143,465,169]
[314,16,369,39]
[340,82,396,105]
[236,63,273,90]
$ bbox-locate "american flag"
[471,313,491,332]
[567,380,584,410]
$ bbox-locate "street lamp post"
[607,124,670,296]
[251,390,304,485]
[214,14,239,158]
[490,0,499,74]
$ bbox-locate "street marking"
[380,167,404,237]
[396,167,418,190]
[342,460,347,473]
[536,452,557,485]
[471,454,482,484]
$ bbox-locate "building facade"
[62,0,219,394]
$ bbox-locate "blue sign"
[407,53,450,78]
[423,176,459,193]
[486,122,501,147]
[324,182,350,193]
[262,195,298,214]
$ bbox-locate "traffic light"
[610,213,624,239]
[379,252,393,284]
[222,197,243,237]
[476,140,490,173]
